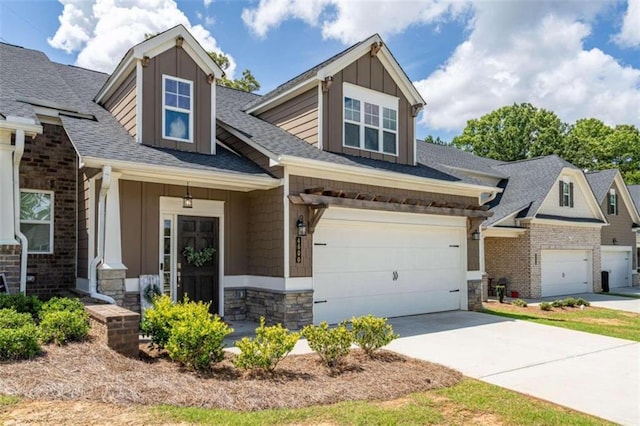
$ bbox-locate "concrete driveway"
[385,311,640,426]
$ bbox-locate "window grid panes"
[20,191,53,253]
[344,97,360,122]
[562,182,571,207]
[364,103,379,126]
[343,95,397,155]
[162,219,172,296]
[163,76,192,142]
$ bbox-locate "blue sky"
[1,0,639,141]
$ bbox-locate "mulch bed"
[0,336,462,411]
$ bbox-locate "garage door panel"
[313,209,464,324]
[541,250,590,297]
[602,249,631,289]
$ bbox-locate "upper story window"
[20,190,54,254]
[163,75,193,143]
[607,188,618,215]
[559,178,574,208]
[343,83,398,156]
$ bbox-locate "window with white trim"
[343,83,399,155]
[608,188,618,215]
[162,75,193,142]
[559,177,574,208]
[20,190,53,254]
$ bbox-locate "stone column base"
[97,268,126,306]
[0,244,21,294]
[467,279,483,312]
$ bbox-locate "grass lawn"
[484,302,640,342]
[3,379,609,425]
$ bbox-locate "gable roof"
[629,185,640,213]
[485,155,591,226]
[586,169,619,203]
[95,25,224,104]
[244,33,425,114]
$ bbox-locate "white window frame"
[609,188,617,215]
[561,178,572,208]
[162,74,194,143]
[20,189,54,254]
[343,82,399,156]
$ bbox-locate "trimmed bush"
[39,310,90,345]
[511,299,528,308]
[540,301,552,311]
[576,298,590,307]
[563,297,578,308]
[302,321,353,368]
[0,294,42,319]
[40,296,85,318]
[165,314,232,371]
[551,299,564,308]
[233,317,299,372]
[0,308,41,360]
[141,295,214,349]
[350,315,398,357]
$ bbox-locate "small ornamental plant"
[182,246,216,267]
[539,301,552,311]
[39,310,90,345]
[234,317,299,373]
[511,299,528,308]
[350,315,398,358]
[302,321,353,368]
[0,308,41,360]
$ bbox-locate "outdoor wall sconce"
[471,230,481,240]
[183,183,193,208]
[296,215,307,237]
[612,238,618,245]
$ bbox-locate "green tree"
[424,135,448,145]
[452,103,567,161]
[562,118,612,170]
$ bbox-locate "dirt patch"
[0,338,461,411]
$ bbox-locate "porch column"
[99,172,127,306]
[0,135,16,244]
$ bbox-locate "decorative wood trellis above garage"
[288,187,493,234]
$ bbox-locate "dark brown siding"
[600,181,638,269]
[19,124,77,295]
[216,125,284,178]
[142,46,212,153]
[248,187,284,277]
[104,70,136,137]
[288,175,478,277]
[322,54,415,165]
[259,88,318,146]
[119,181,251,278]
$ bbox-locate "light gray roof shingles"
[416,141,508,179]
[627,185,640,213]
[585,169,619,204]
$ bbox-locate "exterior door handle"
[392,271,398,281]
[449,289,460,293]
[314,300,327,304]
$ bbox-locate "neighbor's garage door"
[312,208,465,324]
[602,249,631,289]
[541,250,590,297]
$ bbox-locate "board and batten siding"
[322,53,415,165]
[288,175,479,278]
[118,180,251,279]
[103,70,137,138]
[141,46,212,154]
[258,88,319,146]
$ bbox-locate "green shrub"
[39,310,90,345]
[540,302,552,311]
[563,297,578,308]
[0,308,41,360]
[576,298,590,307]
[0,294,42,319]
[511,299,528,308]
[233,317,299,372]
[0,308,34,329]
[350,315,398,357]
[551,299,564,308]
[141,295,214,349]
[302,321,353,368]
[40,296,85,318]
[165,314,232,371]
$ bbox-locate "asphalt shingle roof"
[586,169,619,204]
[416,141,507,179]
[628,185,640,213]
[485,155,579,226]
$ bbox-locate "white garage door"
[602,248,631,289]
[541,250,591,297]
[312,208,465,324]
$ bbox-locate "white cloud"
[614,0,640,47]
[241,0,468,43]
[204,0,214,7]
[48,0,236,76]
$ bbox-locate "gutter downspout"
[88,165,116,304]
[13,130,28,294]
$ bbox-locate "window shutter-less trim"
[559,181,564,207]
[569,182,574,208]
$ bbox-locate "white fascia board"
[614,173,640,223]
[245,79,318,115]
[94,54,135,104]
[81,156,281,191]
[277,154,501,198]
[523,217,606,228]
[483,227,527,238]
[217,122,279,161]
[0,118,42,136]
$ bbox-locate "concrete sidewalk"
[385,311,639,426]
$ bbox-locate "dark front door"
[177,216,219,314]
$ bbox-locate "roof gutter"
[274,154,502,198]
